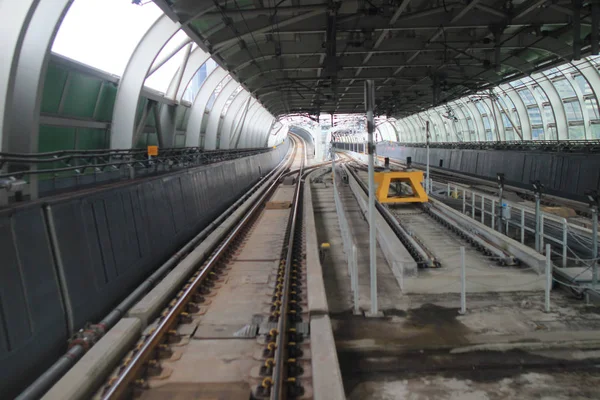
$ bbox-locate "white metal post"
[480,195,485,223]
[462,189,466,214]
[521,208,525,244]
[545,243,552,312]
[332,145,336,182]
[460,246,466,315]
[365,80,378,316]
[540,214,545,250]
[352,245,359,315]
[472,193,476,218]
[491,200,495,230]
[535,193,541,252]
[426,121,430,194]
[592,206,598,288]
[562,219,568,268]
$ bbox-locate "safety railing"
[0,146,273,203]
[0,146,269,179]
[434,181,597,269]
[377,139,600,153]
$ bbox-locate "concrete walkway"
[310,171,404,313]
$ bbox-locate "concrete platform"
[335,292,600,400]
[311,170,405,313]
[304,170,346,400]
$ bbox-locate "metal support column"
[535,194,541,252]
[533,181,544,253]
[365,80,378,316]
[545,244,552,313]
[460,246,466,315]
[497,173,505,233]
[587,191,599,288]
[593,207,598,288]
[425,121,430,194]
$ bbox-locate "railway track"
[344,162,517,269]
[94,135,312,399]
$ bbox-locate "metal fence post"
[491,200,495,230]
[352,245,359,315]
[545,243,552,313]
[592,206,598,288]
[562,219,568,268]
[462,189,466,214]
[480,195,485,223]
[521,208,525,244]
[540,213,545,250]
[535,192,541,252]
[460,246,466,315]
[472,193,476,219]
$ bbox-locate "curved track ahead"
[96,136,315,400]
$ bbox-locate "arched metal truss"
[0,0,279,164]
[395,56,600,142]
[152,0,598,117]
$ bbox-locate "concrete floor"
[310,166,600,400]
[138,185,298,399]
[311,172,404,313]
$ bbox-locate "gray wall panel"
[0,206,67,398]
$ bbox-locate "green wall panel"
[41,63,68,114]
[62,74,102,118]
[95,83,117,121]
[39,125,76,153]
[77,128,108,150]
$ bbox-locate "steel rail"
[271,138,305,400]
[346,157,515,266]
[344,163,439,268]
[100,138,299,400]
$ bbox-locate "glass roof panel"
[553,79,577,99]
[517,89,536,105]
[145,31,191,93]
[52,0,162,76]
[564,100,584,121]
[573,74,594,95]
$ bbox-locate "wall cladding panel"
[0,206,68,398]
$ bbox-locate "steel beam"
[39,115,110,130]
[204,80,239,149]
[231,97,256,148]
[220,90,250,149]
[111,14,181,149]
[147,36,193,77]
[237,101,262,147]
[185,67,228,147]
[213,9,324,52]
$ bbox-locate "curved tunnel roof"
[154,0,597,117]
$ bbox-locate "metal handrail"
[0,147,270,179]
